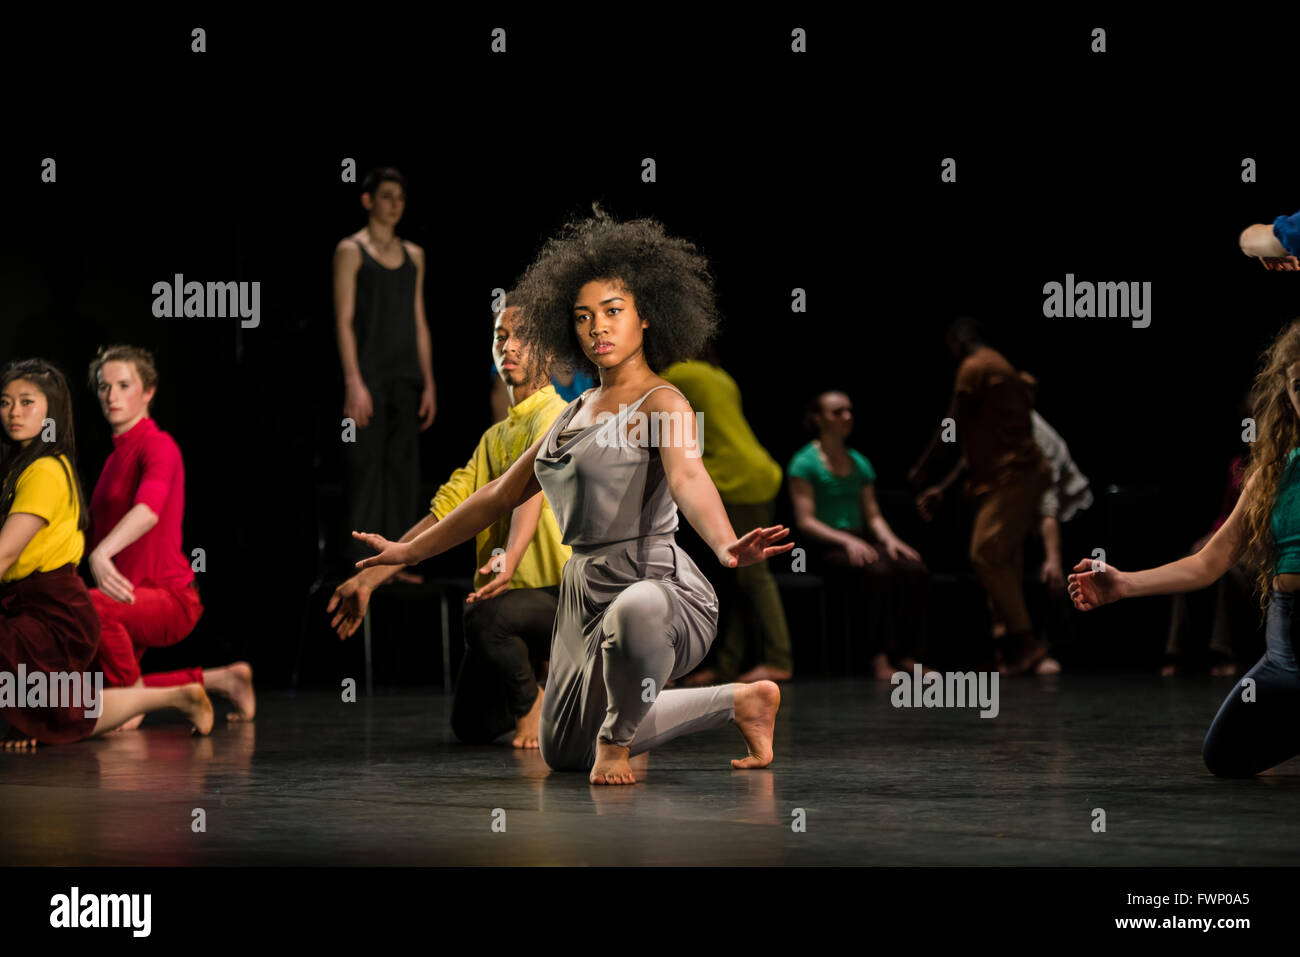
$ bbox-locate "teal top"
[1273,448,1300,574]
[787,441,877,532]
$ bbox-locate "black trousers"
[450,585,559,744]
[342,377,421,567]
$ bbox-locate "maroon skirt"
[0,564,101,743]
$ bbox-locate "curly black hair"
[512,203,720,384]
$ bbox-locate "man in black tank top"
[333,167,437,576]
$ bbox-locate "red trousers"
[90,581,204,688]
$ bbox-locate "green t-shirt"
[787,441,877,532]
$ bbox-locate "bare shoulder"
[641,380,693,416]
[404,241,424,265]
[334,235,362,260]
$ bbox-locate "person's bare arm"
[355,434,546,568]
[1240,223,1288,259]
[88,503,158,602]
[787,477,856,548]
[0,513,47,581]
[333,240,364,385]
[410,244,437,429]
[467,492,546,603]
[651,390,791,567]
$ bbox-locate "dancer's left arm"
[651,391,793,568]
[88,505,156,603]
[411,245,437,430]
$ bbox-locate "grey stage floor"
[1,675,1296,866]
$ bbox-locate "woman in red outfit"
[86,346,254,727]
[1,358,214,748]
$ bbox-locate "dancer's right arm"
[0,513,45,581]
[333,240,373,427]
[1069,472,1256,610]
[353,435,546,569]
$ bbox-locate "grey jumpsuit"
[533,384,736,771]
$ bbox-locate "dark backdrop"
[3,13,1296,685]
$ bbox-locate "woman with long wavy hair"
[1069,319,1300,776]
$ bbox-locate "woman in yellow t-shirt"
[0,359,214,748]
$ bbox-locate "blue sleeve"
[1275,209,1300,257]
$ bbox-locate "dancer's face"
[493,306,533,387]
[1287,361,1300,421]
[0,379,49,448]
[816,392,854,439]
[96,361,154,430]
[363,180,405,227]
[573,279,649,370]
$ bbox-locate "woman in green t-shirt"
[787,390,932,680]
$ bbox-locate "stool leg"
[441,594,452,695]
[363,608,373,698]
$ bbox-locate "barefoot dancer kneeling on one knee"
[0,359,212,749]
[354,206,791,785]
[85,346,254,728]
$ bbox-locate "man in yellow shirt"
[661,349,793,683]
[327,295,571,748]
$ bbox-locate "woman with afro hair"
[354,205,790,784]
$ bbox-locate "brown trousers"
[969,462,1053,637]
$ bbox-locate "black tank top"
[352,237,421,384]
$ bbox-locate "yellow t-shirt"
[2,454,85,583]
[660,359,783,505]
[429,385,572,591]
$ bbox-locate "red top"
[90,417,193,588]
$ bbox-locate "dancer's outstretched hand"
[352,531,412,570]
[1067,557,1128,611]
[719,525,795,569]
[1260,255,1300,271]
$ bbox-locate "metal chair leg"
[440,594,452,695]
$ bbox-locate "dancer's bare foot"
[731,680,779,770]
[590,740,636,785]
[178,684,215,736]
[206,662,256,722]
[871,652,893,681]
[512,685,543,749]
[896,657,941,677]
[682,667,720,687]
[114,714,145,732]
[736,664,793,683]
[1209,661,1239,678]
[1159,662,1178,677]
[2,729,39,750]
[999,639,1048,676]
[1035,656,1062,676]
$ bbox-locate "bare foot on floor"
[207,662,256,722]
[1159,662,1178,677]
[737,664,793,683]
[178,684,215,736]
[731,680,779,770]
[2,729,39,750]
[590,740,636,785]
[1210,661,1239,677]
[1035,656,1062,676]
[872,652,894,681]
[682,667,720,687]
[512,685,543,749]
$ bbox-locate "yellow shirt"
[429,385,572,590]
[660,360,783,505]
[2,455,85,583]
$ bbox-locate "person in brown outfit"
[909,318,1053,674]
